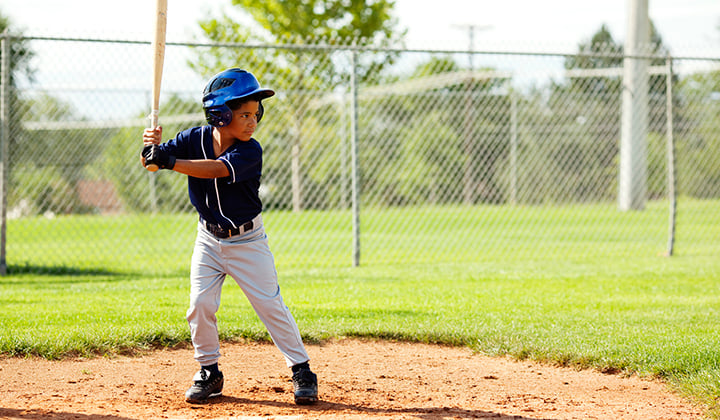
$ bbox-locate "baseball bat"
[147,0,168,172]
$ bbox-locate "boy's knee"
[187,293,220,318]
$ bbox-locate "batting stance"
[141,68,318,405]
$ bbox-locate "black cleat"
[185,368,224,403]
[292,368,318,405]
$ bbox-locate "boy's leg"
[220,220,318,404]
[187,228,227,367]
[184,228,227,403]
[224,225,310,366]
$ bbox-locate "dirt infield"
[0,339,705,419]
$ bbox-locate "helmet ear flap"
[205,105,233,127]
[206,102,264,126]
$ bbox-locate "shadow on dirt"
[0,408,135,420]
[205,395,555,420]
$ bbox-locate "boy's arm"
[142,145,230,179]
[172,159,230,179]
[141,126,230,179]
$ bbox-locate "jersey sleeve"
[219,141,262,184]
[159,127,196,159]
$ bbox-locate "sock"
[291,361,310,373]
[202,363,219,374]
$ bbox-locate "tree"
[563,22,672,132]
[0,13,71,214]
[233,0,399,41]
[0,12,34,140]
[0,11,34,85]
[534,22,675,204]
[546,25,625,203]
[102,94,203,213]
[673,70,720,198]
[189,0,405,211]
[192,0,404,82]
[564,24,623,94]
[352,54,512,206]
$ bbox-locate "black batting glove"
[142,144,176,170]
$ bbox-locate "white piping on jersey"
[200,126,237,229]
[220,156,236,182]
[201,128,210,210]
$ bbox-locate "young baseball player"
[141,68,318,405]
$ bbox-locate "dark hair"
[226,95,262,111]
[225,96,266,122]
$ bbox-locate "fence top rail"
[2,32,719,63]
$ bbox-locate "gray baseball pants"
[186,215,310,367]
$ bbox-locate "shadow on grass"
[3,263,186,279]
[6,263,120,276]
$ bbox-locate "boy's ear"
[257,102,265,122]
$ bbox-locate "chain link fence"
[1,34,719,273]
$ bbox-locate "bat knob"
[146,163,159,172]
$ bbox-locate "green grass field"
[1,200,719,416]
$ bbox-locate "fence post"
[350,50,360,267]
[0,31,9,275]
[509,88,518,205]
[340,92,348,210]
[665,54,676,257]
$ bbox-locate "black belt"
[203,219,254,239]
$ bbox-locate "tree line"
[1,2,718,215]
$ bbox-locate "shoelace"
[294,372,314,387]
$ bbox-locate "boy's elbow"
[215,161,231,178]
[214,168,231,179]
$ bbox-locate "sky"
[1,0,719,54]
[1,0,719,119]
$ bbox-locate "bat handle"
[149,109,160,130]
[146,109,160,172]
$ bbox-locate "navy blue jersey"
[159,125,262,229]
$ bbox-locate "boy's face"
[227,100,261,141]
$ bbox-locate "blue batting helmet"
[202,68,275,127]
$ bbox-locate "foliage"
[102,94,203,212]
[674,70,720,198]
[190,0,405,87]
[0,12,34,86]
[8,94,104,215]
[232,0,401,42]
[103,126,186,213]
[525,23,677,204]
[564,24,624,94]
[565,21,669,103]
[10,165,79,214]
[186,0,406,211]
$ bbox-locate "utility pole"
[619,0,650,210]
[452,24,492,71]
